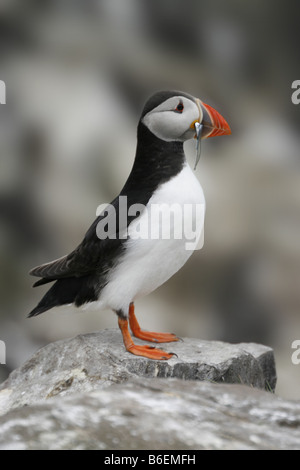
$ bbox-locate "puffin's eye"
[175,102,184,113]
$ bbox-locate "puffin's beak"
[190,98,231,170]
[191,99,231,139]
[198,99,231,138]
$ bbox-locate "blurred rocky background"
[0,0,299,399]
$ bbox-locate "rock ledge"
[0,329,276,416]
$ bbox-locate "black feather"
[28,275,99,317]
[32,277,54,287]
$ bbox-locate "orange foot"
[118,317,176,360]
[128,303,180,344]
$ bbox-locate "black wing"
[29,196,132,287]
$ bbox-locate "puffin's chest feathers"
[98,163,205,312]
[135,161,205,245]
[148,161,205,207]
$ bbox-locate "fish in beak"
[191,99,231,170]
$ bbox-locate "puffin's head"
[141,91,231,143]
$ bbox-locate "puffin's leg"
[128,302,179,343]
[118,316,175,360]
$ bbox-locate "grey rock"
[239,342,277,391]
[0,378,299,450]
[0,329,276,416]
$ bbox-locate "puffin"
[28,91,231,360]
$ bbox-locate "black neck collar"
[120,122,185,203]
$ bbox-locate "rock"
[0,329,276,416]
[0,378,299,450]
[238,342,277,391]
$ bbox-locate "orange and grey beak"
[191,99,231,170]
[195,98,231,139]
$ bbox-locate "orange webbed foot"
[118,316,176,361]
[128,303,180,344]
[131,330,179,343]
[126,343,176,360]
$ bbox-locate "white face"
[142,96,202,142]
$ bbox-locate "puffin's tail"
[28,277,81,317]
[28,303,53,318]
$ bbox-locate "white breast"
[97,163,205,313]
